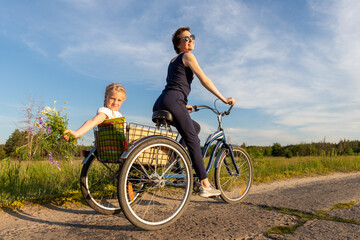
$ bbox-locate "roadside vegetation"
[1,154,359,209]
[0,160,83,209]
[252,155,360,183]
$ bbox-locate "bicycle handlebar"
[193,103,234,116]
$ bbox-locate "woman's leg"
[179,120,200,148]
[153,92,207,180]
[172,107,207,180]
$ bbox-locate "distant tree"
[0,144,6,159]
[4,129,27,158]
[345,147,354,156]
[284,148,293,158]
[264,147,272,157]
[271,143,283,156]
[14,94,44,160]
[309,144,318,155]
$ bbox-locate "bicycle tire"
[215,146,253,203]
[118,136,193,230]
[80,153,122,215]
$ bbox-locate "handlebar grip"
[192,105,199,112]
[225,104,234,115]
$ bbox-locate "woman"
[153,27,235,198]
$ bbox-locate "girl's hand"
[186,105,194,113]
[225,97,236,106]
[63,129,79,141]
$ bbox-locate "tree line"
[2,128,360,160]
[242,139,360,158]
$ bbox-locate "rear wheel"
[118,136,193,230]
[215,146,253,203]
[80,153,122,215]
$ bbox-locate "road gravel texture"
[1,172,359,239]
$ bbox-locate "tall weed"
[0,160,82,207]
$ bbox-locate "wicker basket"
[94,119,178,164]
[127,123,178,166]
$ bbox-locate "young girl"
[63,83,127,141]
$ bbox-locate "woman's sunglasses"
[182,34,195,42]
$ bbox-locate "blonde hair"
[104,83,127,107]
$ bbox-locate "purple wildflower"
[55,161,61,170]
[49,152,54,165]
[47,126,51,133]
[49,152,61,170]
[27,128,32,134]
[39,117,43,125]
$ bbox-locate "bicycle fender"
[120,135,189,161]
[214,148,226,169]
[214,145,231,168]
[82,146,97,164]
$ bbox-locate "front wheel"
[215,146,253,203]
[118,136,193,230]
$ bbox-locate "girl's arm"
[183,52,235,105]
[63,112,107,141]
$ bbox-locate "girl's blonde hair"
[104,83,127,107]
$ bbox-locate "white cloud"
[59,31,169,85]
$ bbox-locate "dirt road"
[1,172,359,239]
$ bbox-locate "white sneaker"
[199,186,221,198]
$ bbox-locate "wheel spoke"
[80,154,121,214]
[118,137,193,230]
[215,147,253,203]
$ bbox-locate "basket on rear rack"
[126,123,179,166]
[94,118,178,163]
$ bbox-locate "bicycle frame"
[194,103,239,175]
[202,130,225,172]
[82,146,96,164]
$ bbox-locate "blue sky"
[1,0,359,146]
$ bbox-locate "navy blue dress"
[153,53,207,180]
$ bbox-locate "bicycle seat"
[152,110,174,125]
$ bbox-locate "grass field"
[0,159,83,208]
[1,155,359,208]
[252,155,360,183]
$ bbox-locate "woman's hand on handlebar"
[186,105,194,113]
[225,97,236,106]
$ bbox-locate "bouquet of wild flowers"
[40,101,77,164]
[18,101,77,166]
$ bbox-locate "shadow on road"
[2,204,143,232]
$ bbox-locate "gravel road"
[1,172,359,239]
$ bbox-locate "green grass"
[252,156,360,183]
[0,159,83,208]
[263,199,360,236]
[1,155,360,209]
